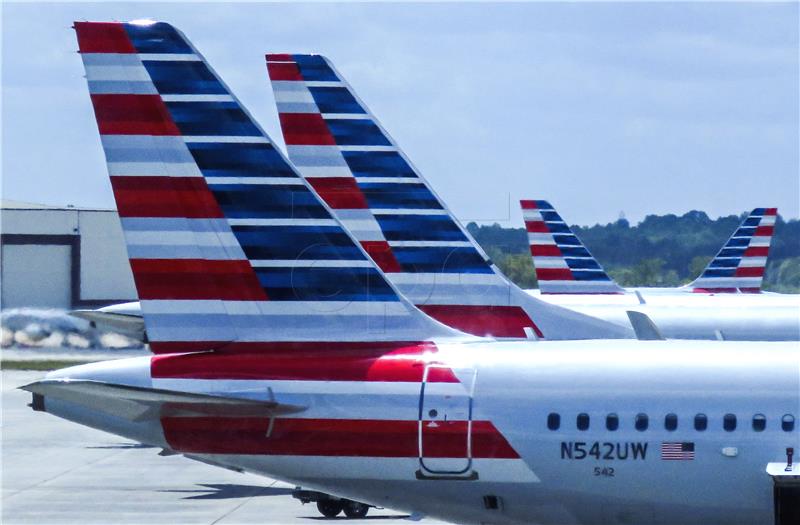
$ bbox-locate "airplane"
[70,202,800,343]
[522,200,777,295]
[520,200,800,340]
[69,52,800,344]
[263,53,633,341]
[264,54,799,342]
[71,301,145,341]
[24,21,800,525]
[68,48,639,343]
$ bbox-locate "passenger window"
[723,414,737,432]
[694,414,708,431]
[782,414,795,432]
[577,413,590,431]
[606,413,619,431]
[635,413,648,432]
[752,414,766,432]
[664,413,678,431]
[547,413,560,431]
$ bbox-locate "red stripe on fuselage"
[417,305,543,339]
[130,259,268,301]
[110,176,224,218]
[150,342,455,382]
[91,95,181,136]
[161,417,519,458]
[148,341,430,355]
[279,113,336,145]
[75,22,136,54]
[693,287,758,294]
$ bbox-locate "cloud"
[1,2,797,225]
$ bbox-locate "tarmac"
[1,346,149,362]
[2,370,442,525]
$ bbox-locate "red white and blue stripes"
[687,208,777,293]
[521,200,623,295]
[75,21,457,351]
[147,344,538,482]
[266,55,631,340]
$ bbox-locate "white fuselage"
[36,339,800,525]
[529,289,800,341]
[81,292,800,342]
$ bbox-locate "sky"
[2,2,798,228]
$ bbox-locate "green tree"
[688,255,712,281]
[629,258,670,286]
[772,257,800,293]
[498,254,538,289]
[607,267,635,287]
[467,213,799,292]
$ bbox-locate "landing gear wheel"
[316,499,344,518]
[343,500,369,519]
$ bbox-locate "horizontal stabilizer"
[21,379,306,420]
[69,309,145,340]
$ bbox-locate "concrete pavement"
[2,370,440,525]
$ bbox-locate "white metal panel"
[1,244,71,308]
[0,209,78,235]
[77,210,136,301]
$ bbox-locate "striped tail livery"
[38,22,540,499]
[266,54,631,340]
[520,200,623,294]
[20,24,800,525]
[75,20,465,353]
[686,208,777,293]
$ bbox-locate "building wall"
[2,244,72,308]
[1,205,136,309]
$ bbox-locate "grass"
[1,360,92,371]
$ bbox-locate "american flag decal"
[661,442,695,460]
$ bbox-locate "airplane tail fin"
[74,21,463,353]
[266,54,632,339]
[521,200,624,294]
[686,208,777,293]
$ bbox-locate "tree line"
[466,211,800,292]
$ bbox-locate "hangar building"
[1,200,136,309]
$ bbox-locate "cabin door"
[417,364,477,480]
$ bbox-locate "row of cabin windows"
[547,412,796,433]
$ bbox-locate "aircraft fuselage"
[34,340,799,524]
[530,289,800,341]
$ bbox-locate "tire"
[316,499,344,518]
[342,500,369,519]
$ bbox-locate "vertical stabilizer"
[266,54,632,339]
[520,200,624,294]
[74,21,464,353]
[687,208,777,293]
